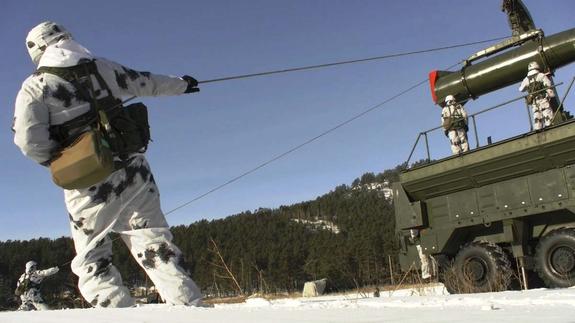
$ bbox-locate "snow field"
[2,284,575,322]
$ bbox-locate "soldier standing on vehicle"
[13,21,205,308]
[15,261,59,311]
[441,95,469,154]
[519,61,556,130]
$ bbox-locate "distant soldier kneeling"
[15,261,59,311]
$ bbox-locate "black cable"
[197,36,507,84]
[165,61,462,216]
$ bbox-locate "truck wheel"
[535,228,575,288]
[451,241,512,293]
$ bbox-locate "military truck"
[395,117,575,292]
[393,3,575,293]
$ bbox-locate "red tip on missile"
[429,70,439,105]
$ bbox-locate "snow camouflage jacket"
[441,103,468,132]
[13,39,188,165]
[519,72,555,100]
[15,267,59,296]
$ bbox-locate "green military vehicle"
[395,117,575,292]
[394,2,575,293]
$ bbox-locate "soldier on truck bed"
[441,95,469,154]
[519,61,556,130]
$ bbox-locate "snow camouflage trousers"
[415,245,431,279]
[447,128,469,155]
[65,155,202,308]
[18,288,49,311]
[531,98,553,130]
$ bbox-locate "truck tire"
[535,228,575,288]
[450,241,512,293]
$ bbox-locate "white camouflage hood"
[37,39,93,68]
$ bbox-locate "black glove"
[182,75,200,93]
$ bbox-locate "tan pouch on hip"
[50,130,115,190]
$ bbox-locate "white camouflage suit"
[441,103,469,154]
[519,70,555,130]
[13,38,203,308]
[16,265,59,311]
[410,230,431,279]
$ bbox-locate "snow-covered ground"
[3,284,575,322]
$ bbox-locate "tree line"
[0,164,406,310]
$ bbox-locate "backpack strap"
[38,60,122,147]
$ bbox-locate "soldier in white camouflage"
[15,261,59,311]
[519,61,556,130]
[13,21,205,308]
[409,230,432,279]
[441,95,469,155]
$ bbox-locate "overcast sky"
[1,0,574,240]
